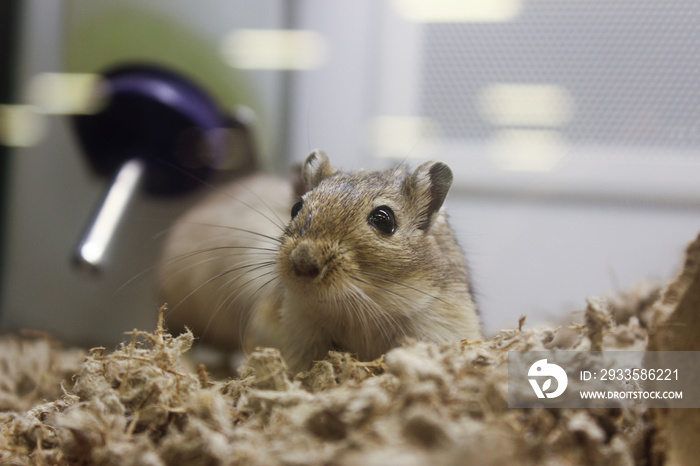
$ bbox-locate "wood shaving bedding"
[1,232,698,466]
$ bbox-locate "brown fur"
[159,150,481,373]
[247,150,481,371]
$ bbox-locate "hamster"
[158,150,481,372]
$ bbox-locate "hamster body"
[158,150,481,372]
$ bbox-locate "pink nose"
[290,241,322,278]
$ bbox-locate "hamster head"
[277,150,462,319]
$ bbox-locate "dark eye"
[291,200,304,219]
[368,205,396,235]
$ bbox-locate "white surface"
[448,197,698,335]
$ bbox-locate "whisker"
[224,191,287,233]
[117,265,160,296]
[351,288,384,346]
[349,272,414,304]
[354,268,453,307]
[352,271,467,342]
[247,272,280,302]
[162,221,283,245]
[354,291,375,350]
[167,261,276,314]
[157,159,288,232]
[160,254,276,290]
[118,245,277,295]
[236,182,288,231]
[344,286,389,350]
[200,267,279,343]
[165,245,278,262]
[364,289,407,346]
[239,278,283,355]
[207,263,278,317]
[214,268,280,347]
[345,277,408,344]
[166,260,277,346]
[378,156,409,194]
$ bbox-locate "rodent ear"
[302,149,336,190]
[408,161,453,231]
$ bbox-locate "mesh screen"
[421,0,700,150]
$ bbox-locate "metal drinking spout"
[74,158,145,274]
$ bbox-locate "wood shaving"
[2,232,699,465]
